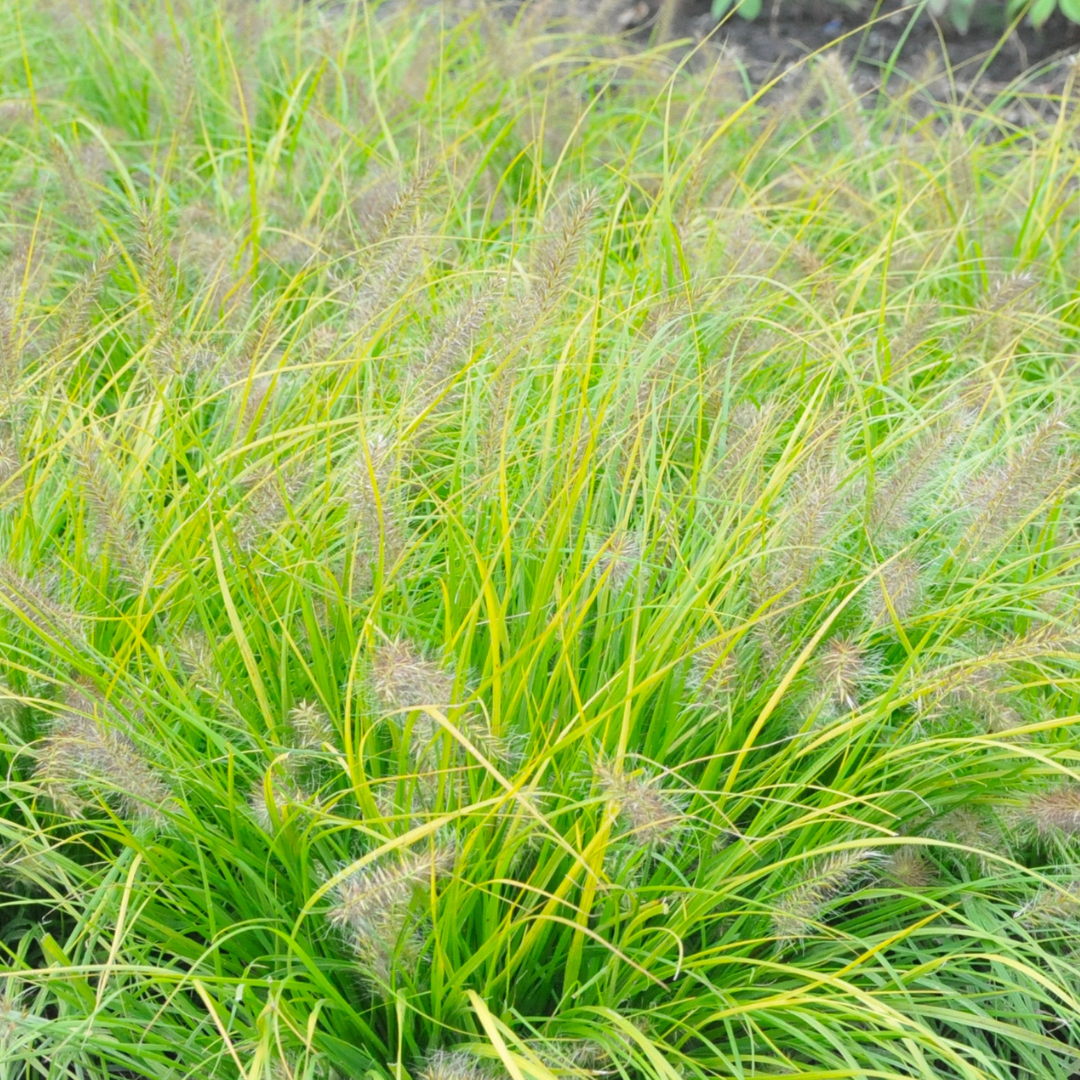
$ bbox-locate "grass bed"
[2,2,1080,1078]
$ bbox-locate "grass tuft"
[2,1,1080,1077]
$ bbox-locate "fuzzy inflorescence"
[688,638,737,706]
[0,562,84,646]
[371,636,456,713]
[35,686,173,823]
[327,843,455,986]
[866,555,924,630]
[75,440,149,583]
[288,699,335,749]
[596,760,687,851]
[960,413,1073,555]
[1014,881,1080,926]
[248,768,319,833]
[1025,786,1080,837]
[592,529,643,591]
[813,636,873,714]
[772,849,879,945]
[418,1050,496,1080]
[883,846,936,890]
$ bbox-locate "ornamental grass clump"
[3,1,1080,1077]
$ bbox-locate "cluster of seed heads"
[410,287,494,419]
[368,635,511,773]
[951,668,1024,733]
[340,433,407,581]
[354,166,432,246]
[522,1038,612,1075]
[814,52,869,147]
[340,165,431,339]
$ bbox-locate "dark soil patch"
[664,0,1080,89]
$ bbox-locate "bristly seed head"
[772,848,880,945]
[419,1049,493,1080]
[329,845,456,935]
[592,529,643,591]
[0,562,85,646]
[1014,881,1080,926]
[814,636,871,712]
[1025,786,1080,837]
[343,433,397,517]
[688,638,736,706]
[527,188,601,320]
[960,412,1072,555]
[328,843,455,985]
[710,400,777,504]
[342,433,405,574]
[567,1040,611,1071]
[233,462,310,554]
[769,458,853,604]
[596,759,686,851]
[924,805,1004,873]
[883,845,936,890]
[866,555,923,630]
[35,685,173,823]
[869,417,966,538]
[0,985,29,1052]
[288,699,335,749]
[75,439,149,584]
[958,668,1024,733]
[248,769,318,833]
[370,636,456,712]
